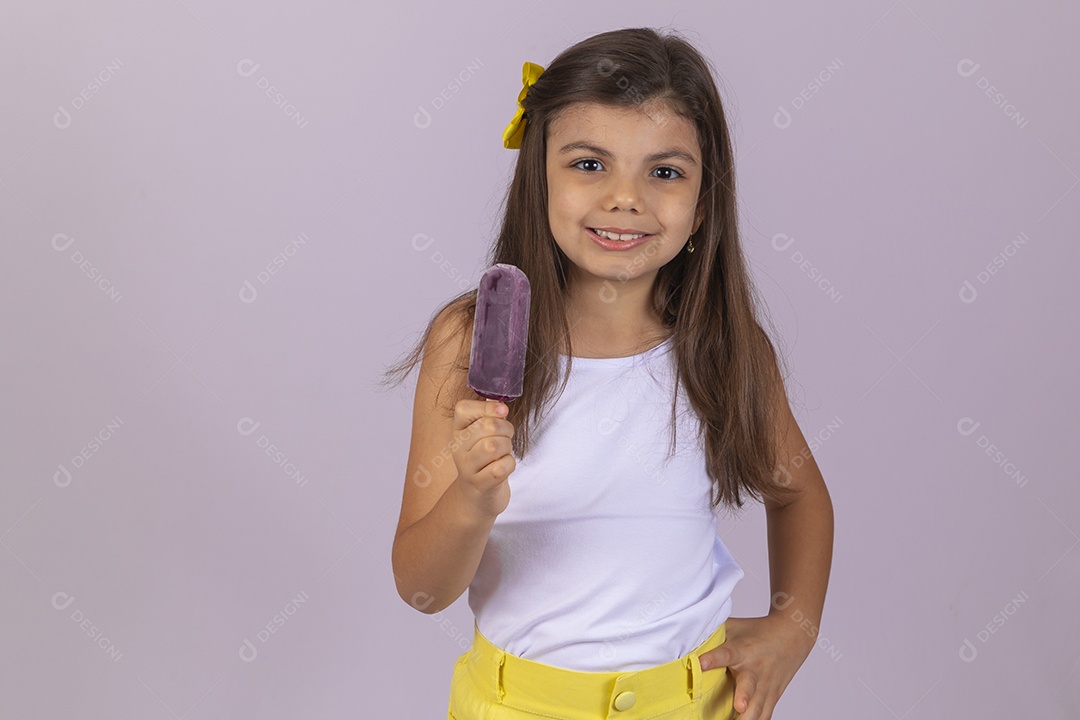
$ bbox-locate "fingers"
[452,399,517,481]
[699,643,735,672]
[479,450,516,480]
[733,673,756,716]
[698,644,766,719]
[482,397,509,416]
[702,617,784,720]
[731,674,781,720]
[454,400,514,446]
[734,688,778,720]
[453,398,507,432]
[456,434,513,480]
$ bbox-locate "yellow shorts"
[447,620,736,720]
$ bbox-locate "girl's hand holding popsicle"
[454,263,531,521]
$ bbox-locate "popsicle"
[467,263,531,403]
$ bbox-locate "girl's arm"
[763,392,835,654]
[392,305,500,615]
[698,361,834,718]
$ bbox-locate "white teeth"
[593,228,647,241]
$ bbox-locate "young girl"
[385,26,834,720]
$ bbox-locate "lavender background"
[2,1,1077,717]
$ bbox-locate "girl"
[385,26,833,720]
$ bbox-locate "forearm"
[392,479,497,615]
[764,479,834,650]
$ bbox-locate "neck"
[563,269,668,354]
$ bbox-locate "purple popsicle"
[467,263,531,402]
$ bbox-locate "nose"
[602,169,642,213]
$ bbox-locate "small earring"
[686,235,695,253]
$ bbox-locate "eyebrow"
[557,141,699,166]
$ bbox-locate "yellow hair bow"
[502,61,545,149]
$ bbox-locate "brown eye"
[653,166,683,180]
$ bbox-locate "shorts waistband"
[462,621,728,720]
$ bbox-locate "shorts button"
[613,690,637,710]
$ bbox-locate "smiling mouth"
[588,228,652,241]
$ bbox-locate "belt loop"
[687,655,702,701]
[497,651,506,701]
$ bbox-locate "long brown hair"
[379,27,797,512]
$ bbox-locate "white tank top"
[467,335,745,671]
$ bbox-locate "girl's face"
[545,100,705,292]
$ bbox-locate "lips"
[588,227,653,241]
[586,227,654,251]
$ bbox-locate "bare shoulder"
[419,297,474,412]
[758,330,829,511]
[393,298,475,541]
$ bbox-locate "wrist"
[765,606,819,655]
[450,477,500,526]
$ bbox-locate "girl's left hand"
[696,614,813,719]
